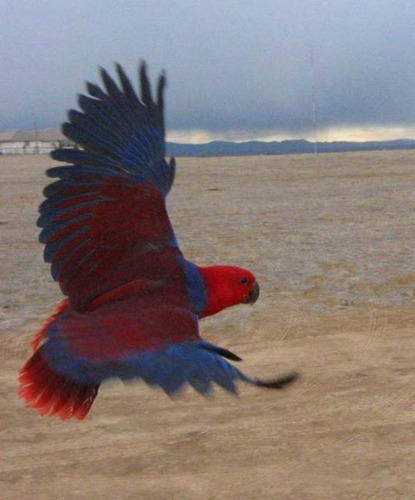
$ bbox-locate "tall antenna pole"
[310,48,318,154]
[34,120,39,154]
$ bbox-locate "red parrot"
[19,62,298,420]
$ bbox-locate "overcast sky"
[2,0,415,142]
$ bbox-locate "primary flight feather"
[19,62,298,420]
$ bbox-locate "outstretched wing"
[21,62,299,418]
[37,290,249,396]
[31,293,298,401]
[39,63,179,309]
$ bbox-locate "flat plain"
[1,150,414,499]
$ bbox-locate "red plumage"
[29,299,69,350]
[19,350,98,420]
[19,62,297,420]
[20,298,99,420]
[51,178,176,310]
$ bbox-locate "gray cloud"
[2,0,415,139]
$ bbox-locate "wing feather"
[38,295,258,397]
[40,63,182,308]
[20,61,299,420]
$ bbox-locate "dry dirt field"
[1,151,414,499]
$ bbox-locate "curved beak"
[245,281,260,305]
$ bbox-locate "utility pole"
[34,121,39,154]
[310,48,318,155]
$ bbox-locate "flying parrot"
[19,62,298,420]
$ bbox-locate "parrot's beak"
[245,281,260,305]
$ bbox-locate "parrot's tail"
[19,348,99,420]
[19,299,99,420]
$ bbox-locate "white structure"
[0,128,74,154]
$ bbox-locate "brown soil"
[1,151,414,499]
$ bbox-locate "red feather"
[49,285,199,361]
[54,179,177,310]
[20,299,98,420]
[18,63,273,421]
[30,299,69,350]
[19,349,98,420]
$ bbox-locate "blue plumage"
[43,226,89,264]
[41,321,252,396]
[39,213,92,244]
[19,62,298,421]
[49,63,173,198]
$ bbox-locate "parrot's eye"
[240,277,249,286]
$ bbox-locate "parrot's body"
[19,63,298,420]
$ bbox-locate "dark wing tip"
[139,60,153,106]
[157,70,166,109]
[199,343,243,362]
[255,371,300,390]
[138,60,167,111]
[216,347,243,362]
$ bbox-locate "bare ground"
[0,151,414,499]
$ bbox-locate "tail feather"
[30,299,70,350]
[19,348,99,420]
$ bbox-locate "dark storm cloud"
[1,0,415,138]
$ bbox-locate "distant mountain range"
[3,127,415,157]
[166,139,415,157]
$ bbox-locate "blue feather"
[46,165,123,179]
[51,148,117,168]
[50,239,92,282]
[38,193,101,225]
[43,178,104,198]
[52,62,174,196]
[181,259,207,314]
[39,212,92,244]
[38,199,100,229]
[86,81,107,100]
[43,225,89,263]
[41,329,255,396]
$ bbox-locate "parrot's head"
[199,265,260,318]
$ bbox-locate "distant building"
[0,128,74,154]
